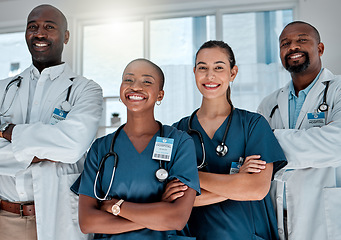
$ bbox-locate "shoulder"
[234,108,270,133]
[163,124,191,142]
[172,116,190,131]
[64,64,102,92]
[322,68,341,87]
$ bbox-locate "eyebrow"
[280,33,309,43]
[196,61,226,65]
[124,73,155,80]
[27,20,58,25]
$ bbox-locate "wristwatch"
[0,123,10,138]
[111,199,124,216]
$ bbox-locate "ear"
[229,65,238,82]
[64,30,70,44]
[318,42,324,57]
[157,90,164,102]
[193,66,196,74]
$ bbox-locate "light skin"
[163,47,272,206]
[279,23,324,95]
[2,5,69,164]
[78,60,197,235]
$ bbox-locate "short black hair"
[283,21,321,43]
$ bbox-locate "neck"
[33,61,64,73]
[198,96,232,118]
[124,110,159,137]
[291,66,322,94]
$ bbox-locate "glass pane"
[150,16,215,125]
[0,32,31,79]
[83,21,144,97]
[223,9,293,111]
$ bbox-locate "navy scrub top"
[173,108,287,240]
[72,124,200,240]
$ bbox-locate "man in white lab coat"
[0,4,103,240]
[258,21,341,240]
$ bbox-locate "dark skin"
[78,60,196,235]
[279,23,324,95]
[2,5,69,163]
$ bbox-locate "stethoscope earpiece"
[216,143,228,157]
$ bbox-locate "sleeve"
[245,114,287,175]
[168,132,200,195]
[10,79,103,169]
[73,139,101,198]
[273,83,341,169]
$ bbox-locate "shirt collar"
[30,63,66,81]
[288,68,324,100]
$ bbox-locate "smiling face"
[25,5,69,71]
[194,47,238,101]
[279,23,324,74]
[120,59,164,113]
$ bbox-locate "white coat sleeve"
[273,94,341,169]
[11,79,103,169]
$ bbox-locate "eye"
[27,24,37,30]
[298,39,308,43]
[143,79,153,84]
[123,78,133,82]
[215,66,224,70]
[280,42,290,48]
[46,25,55,30]
[198,66,207,70]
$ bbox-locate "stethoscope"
[0,76,23,117]
[0,75,74,117]
[187,107,234,169]
[94,121,168,201]
[269,81,330,119]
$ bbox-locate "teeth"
[128,95,144,100]
[290,53,303,59]
[35,43,48,47]
[205,84,218,88]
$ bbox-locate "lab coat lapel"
[43,65,77,112]
[277,84,290,129]
[17,68,31,123]
[295,74,326,129]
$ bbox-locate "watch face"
[112,205,120,215]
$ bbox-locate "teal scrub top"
[173,108,287,240]
[72,124,200,240]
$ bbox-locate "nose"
[130,80,143,90]
[206,69,215,80]
[288,42,300,52]
[33,27,47,38]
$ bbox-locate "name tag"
[307,112,325,127]
[152,137,174,162]
[50,108,68,125]
[229,157,244,174]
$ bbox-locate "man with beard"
[258,21,341,240]
[0,4,102,240]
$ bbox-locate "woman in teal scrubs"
[169,41,287,240]
[72,59,200,239]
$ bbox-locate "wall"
[0,0,339,74]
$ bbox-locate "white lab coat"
[258,68,341,240]
[0,64,103,240]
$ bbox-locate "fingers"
[239,155,266,174]
[161,179,188,202]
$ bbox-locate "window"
[0,32,31,79]
[81,8,293,134]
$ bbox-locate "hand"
[32,157,57,163]
[100,198,118,214]
[161,179,188,203]
[239,155,266,174]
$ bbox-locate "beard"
[284,51,310,73]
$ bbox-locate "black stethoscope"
[93,121,168,201]
[187,107,234,169]
[0,76,23,117]
[0,75,74,117]
[269,81,330,119]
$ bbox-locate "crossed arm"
[78,180,196,235]
[163,155,272,207]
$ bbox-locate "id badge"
[50,108,68,125]
[152,137,174,162]
[229,157,244,175]
[307,112,325,127]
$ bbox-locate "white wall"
[0,0,339,74]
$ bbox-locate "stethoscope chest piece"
[216,143,228,157]
[155,168,168,182]
[318,103,328,112]
[61,101,72,112]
